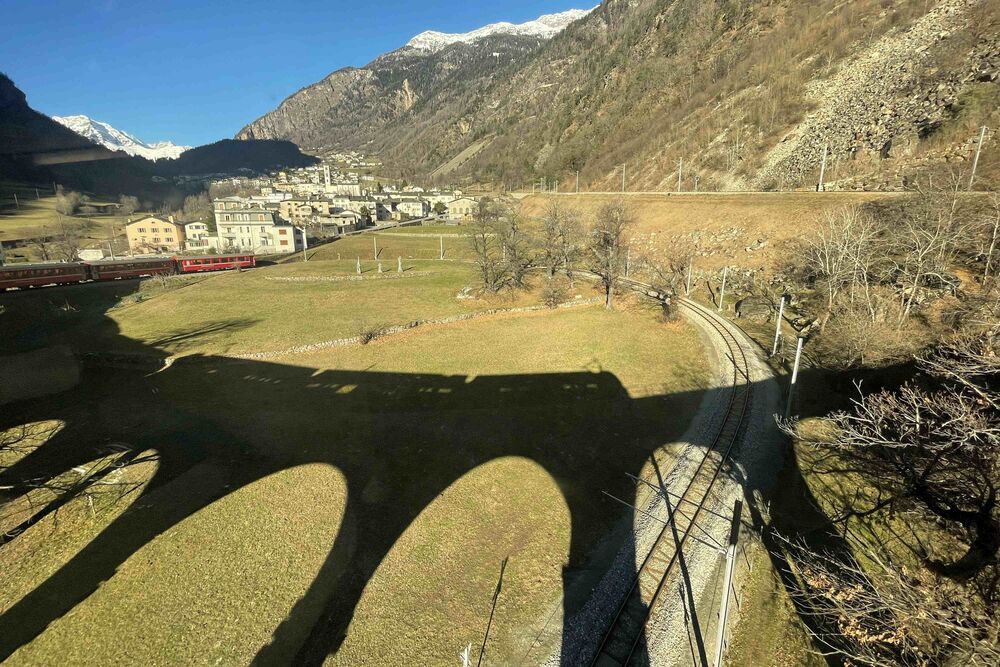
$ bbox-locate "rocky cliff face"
[236,33,558,153]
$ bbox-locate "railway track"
[587,287,753,667]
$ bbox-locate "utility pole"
[13,192,19,209]
[714,499,743,667]
[397,256,402,273]
[969,126,987,191]
[718,267,728,311]
[771,295,785,357]
[686,259,693,297]
[621,164,626,193]
[817,144,828,192]
[439,235,445,260]
[677,158,683,192]
[693,174,699,192]
[356,257,361,275]
[302,227,308,262]
[373,235,378,259]
[460,643,472,667]
[108,241,116,261]
[785,337,805,417]
[575,170,580,194]
[35,188,40,200]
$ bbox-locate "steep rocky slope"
[240,0,1000,191]
[236,10,592,153]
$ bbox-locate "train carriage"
[0,263,88,290]
[87,257,176,281]
[176,254,255,273]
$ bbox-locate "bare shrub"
[776,535,1000,666]
[357,321,386,345]
[541,277,567,309]
[812,287,926,369]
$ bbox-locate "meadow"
[0,259,710,665]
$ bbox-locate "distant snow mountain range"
[51,114,190,161]
[405,7,594,53]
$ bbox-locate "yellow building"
[125,215,187,255]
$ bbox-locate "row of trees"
[468,198,642,310]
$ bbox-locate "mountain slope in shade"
[406,8,594,53]
[52,114,191,161]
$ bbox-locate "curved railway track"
[585,281,753,666]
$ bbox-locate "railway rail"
[586,280,753,666]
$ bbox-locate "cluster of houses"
[124,164,478,256]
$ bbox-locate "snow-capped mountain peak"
[51,114,190,161]
[405,7,594,53]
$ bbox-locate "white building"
[182,221,213,251]
[446,197,478,220]
[213,198,304,254]
[397,199,429,219]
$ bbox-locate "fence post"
[714,499,743,667]
[718,267,728,311]
[771,296,785,357]
[785,337,804,417]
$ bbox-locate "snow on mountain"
[405,7,594,53]
[51,114,191,161]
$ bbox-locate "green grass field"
[0,307,706,664]
[0,192,135,262]
[307,229,474,263]
[0,259,567,357]
[0,261,710,664]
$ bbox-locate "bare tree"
[50,220,87,262]
[888,184,968,324]
[776,534,1000,666]
[118,194,139,217]
[181,193,212,222]
[54,189,82,218]
[789,330,1000,579]
[974,193,1000,284]
[587,201,634,310]
[469,198,532,293]
[804,205,885,331]
[642,253,687,319]
[539,200,583,279]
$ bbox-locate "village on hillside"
[123,161,478,257]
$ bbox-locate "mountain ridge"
[405,8,594,53]
[237,0,999,192]
[235,7,594,150]
[52,114,191,161]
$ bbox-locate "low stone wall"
[235,297,602,360]
[264,271,435,283]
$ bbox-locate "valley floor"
[0,263,712,665]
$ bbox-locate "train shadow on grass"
[0,280,875,666]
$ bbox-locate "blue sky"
[0,0,587,147]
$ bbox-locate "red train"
[0,254,256,290]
